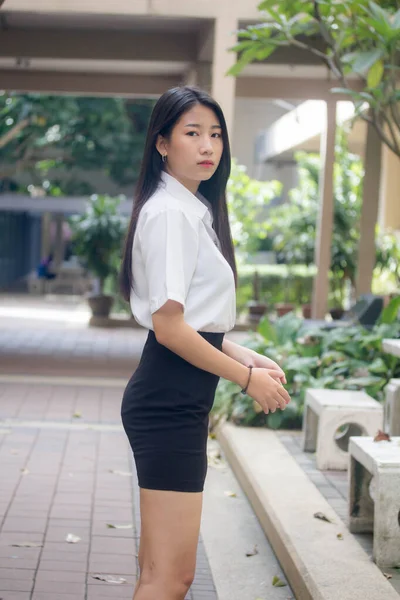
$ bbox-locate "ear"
[156,135,168,158]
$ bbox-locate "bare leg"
[133,487,202,600]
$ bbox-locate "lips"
[199,161,214,166]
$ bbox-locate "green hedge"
[236,264,316,312]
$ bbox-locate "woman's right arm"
[152,300,290,414]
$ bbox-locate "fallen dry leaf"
[272,575,287,587]
[109,470,132,477]
[337,533,343,540]
[65,534,81,544]
[11,542,42,548]
[384,573,393,580]
[106,524,133,530]
[245,545,259,557]
[224,491,237,498]
[73,411,82,418]
[374,430,391,442]
[313,512,332,523]
[20,468,29,475]
[91,574,127,584]
[207,448,225,469]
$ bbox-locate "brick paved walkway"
[0,378,217,600]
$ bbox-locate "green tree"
[227,159,282,260]
[0,93,154,195]
[229,0,400,158]
[270,128,364,305]
[69,194,127,295]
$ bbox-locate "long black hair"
[120,85,237,302]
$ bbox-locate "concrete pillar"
[311,100,337,319]
[211,14,237,137]
[379,143,400,231]
[355,123,382,296]
[53,213,65,268]
[41,211,51,259]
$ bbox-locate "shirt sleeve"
[138,208,200,314]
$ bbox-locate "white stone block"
[302,389,383,470]
[349,436,400,568]
[384,378,400,436]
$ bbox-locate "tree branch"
[0,118,30,150]
[380,109,400,155]
[360,111,400,157]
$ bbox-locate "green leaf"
[367,59,384,88]
[393,9,400,30]
[268,411,284,430]
[379,296,400,325]
[368,1,391,25]
[255,46,276,60]
[230,41,256,53]
[352,49,385,76]
[258,317,278,344]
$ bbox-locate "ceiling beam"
[0,69,182,96]
[236,77,363,100]
[0,29,197,62]
[1,0,259,19]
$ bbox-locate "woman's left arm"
[222,339,286,384]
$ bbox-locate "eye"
[212,132,222,138]
[186,131,199,136]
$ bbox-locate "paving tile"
[0,579,33,592]
[86,586,134,598]
[1,517,48,534]
[38,559,87,573]
[33,580,85,594]
[90,536,136,555]
[32,594,84,600]
[35,569,86,584]
[0,593,31,600]
[0,557,39,570]
[0,568,35,580]
[88,554,137,575]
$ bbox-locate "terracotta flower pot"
[276,303,295,317]
[87,294,114,318]
[302,304,312,319]
[247,301,267,323]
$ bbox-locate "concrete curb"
[217,422,399,600]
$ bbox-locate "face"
[156,104,224,194]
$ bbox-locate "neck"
[165,168,199,195]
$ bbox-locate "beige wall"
[232,98,298,197]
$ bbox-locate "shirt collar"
[159,170,209,221]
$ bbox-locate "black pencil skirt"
[121,330,224,493]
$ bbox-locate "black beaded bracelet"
[241,365,253,395]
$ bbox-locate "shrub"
[212,297,400,431]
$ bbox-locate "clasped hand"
[244,350,290,415]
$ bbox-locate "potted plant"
[275,265,295,317]
[247,270,267,324]
[70,194,126,320]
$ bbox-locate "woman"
[120,86,290,600]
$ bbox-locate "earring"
[162,154,167,163]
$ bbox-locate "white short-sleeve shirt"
[130,171,236,333]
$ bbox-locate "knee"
[140,567,195,597]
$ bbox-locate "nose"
[200,136,214,155]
